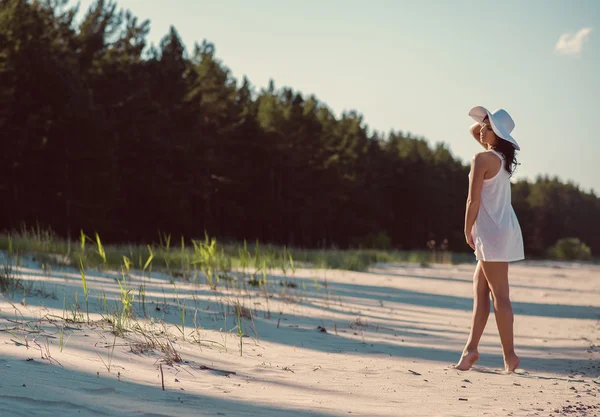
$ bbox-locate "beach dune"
[1,255,599,417]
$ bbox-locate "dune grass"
[0,226,470,277]
[0,225,473,371]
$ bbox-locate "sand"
[0,252,599,417]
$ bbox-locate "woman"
[455,106,524,373]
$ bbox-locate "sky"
[73,0,600,194]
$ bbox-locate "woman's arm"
[464,153,488,247]
[470,122,487,150]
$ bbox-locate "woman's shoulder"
[472,150,497,164]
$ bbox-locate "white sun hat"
[468,106,520,151]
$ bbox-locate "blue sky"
[73,0,599,194]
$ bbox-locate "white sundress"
[469,150,525,262]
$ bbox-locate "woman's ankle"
[464,344,479,353]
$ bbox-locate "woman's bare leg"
[455,261,491,370]
[480,261,520,372]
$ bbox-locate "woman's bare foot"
[455,350,480,371]
[504,353,520,372]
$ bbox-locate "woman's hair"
[493,137,519,176]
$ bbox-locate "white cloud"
[555,28,592,56]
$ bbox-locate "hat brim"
[468,106,520,151]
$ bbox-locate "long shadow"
[22,262,600,321]
[0,354,339,417]
[368,268,600,294]
[7,290,598,378]
[179,266,600,322]
[5,310,598,386]
[5,263,599,378]
[320,281,600,320]
[253,314,600,376]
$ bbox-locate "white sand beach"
[1,254,599,417]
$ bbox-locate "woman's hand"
[465,232,475,250]
[470,122,487,150]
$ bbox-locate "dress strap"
[489,149,504,161]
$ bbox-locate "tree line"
[1,0,598,257]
